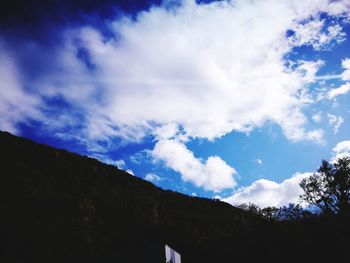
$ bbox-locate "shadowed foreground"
[0,131,349,262]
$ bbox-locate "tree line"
[239,157,350,222]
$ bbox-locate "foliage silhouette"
[300,157,350,217]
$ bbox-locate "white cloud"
[213,194,222,200]
[327,113,344,134]
[328,59,350,99]
[96,158,135,175]
[328,82,350,100]
[115,159,126,169]
[341,58,350,81]
[129,149,152,164]
[15,0,349,145]
[0,43,40,133]
[223,172,311,208]
[224,138,350,207]
[153,122,188,141]
[289,19,345,50]
[278,109,324,143]
[126,169,135,176]
[294,59,325,83]
[312,112,322,123]
[110,159,134,175]
[152,139,236,192]
[145,173,162,182]
[255,159,263,165]
[331,140,350,162]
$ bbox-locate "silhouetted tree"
[238,203,261,215]
[300,157,350,217]
[261,206,279,221]
[275,203,309,221]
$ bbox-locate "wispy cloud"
[145,173,163,182]
[115,159,126,169]
[0,43,41,133]
[327,113,344,134]
[328,83,350,99]
[327,58,350,99]
[312,112,322,123]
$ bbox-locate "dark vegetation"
[1,131,349,262]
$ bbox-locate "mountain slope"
[0,131,267,263]
[1,131,348,262]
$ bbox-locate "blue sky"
[1,0,350,207]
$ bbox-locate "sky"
[1,0,350,208]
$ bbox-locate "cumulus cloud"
[9,0,348,144]
[74,0,332,142]
[225,138,350,207]
[331,140,350,162]
[152,139,236,192]
[327,113,344,134]
[278,109,324,143]
[223,172,312,208]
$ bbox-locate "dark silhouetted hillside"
[0,131,349,262]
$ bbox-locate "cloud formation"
[223,172,311,208]
[312,112,322,123]
[341,58,350,81]
[328,58,350,99]
[255,159,263,165]
[327,113,344,134]
[72,0,341,142]
[228,138,350,208]
[332,140,350,162]
[152,139,236,192]
[145,173,163,182]
[115,159,126,169]
[328,83,350,99]
[4,0,347,142]
[0,44,40,133]
[289,20,345,50]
